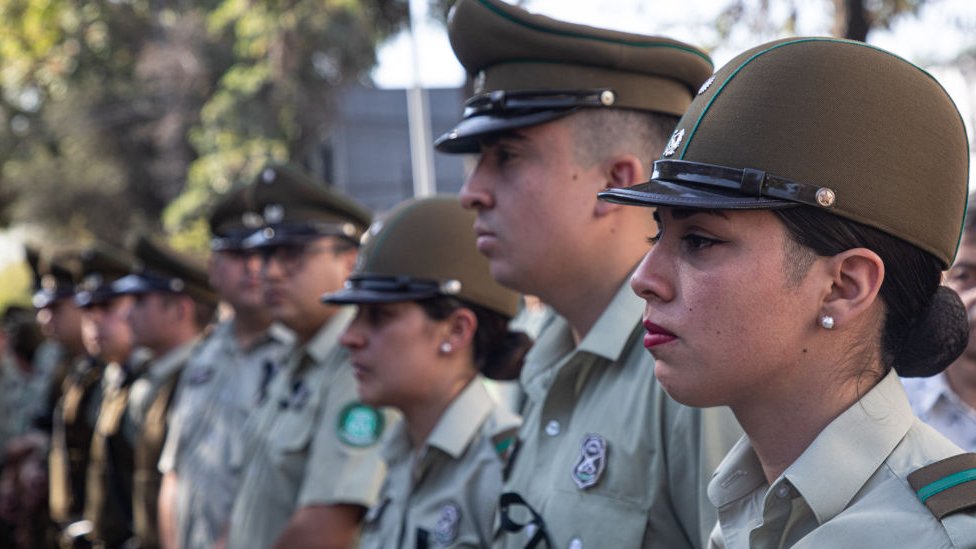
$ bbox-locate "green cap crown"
[601,38,969,267]
[325,195,519,318]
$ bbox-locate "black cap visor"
[243,224,355,249]
[32,289,75,309]
[435,109,577,154]
[110,273,184,296]
[321,274,460,306]
[599,160,834,211]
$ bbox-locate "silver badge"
[264,203,285,224]
[698,75,716,95]
[433,502,461,546]
[572,434,607,490]
[242,212,263,228]
[261,168,276,183]
[663,128,684,157]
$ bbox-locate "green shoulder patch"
[491,427,519,462]
[337,402,384,447]
[908,453,976,519]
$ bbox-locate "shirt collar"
[304,306,355,364]
[907,372,953,414]
[527,279,643,367]
[150,338,199,379]
[381,376,497,464]
[710,370,915,524]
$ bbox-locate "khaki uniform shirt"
[228,308,394,549]
[708,371,976,549]
[157,320,294,549]
[361,377,520,549]
[496,282,742,549]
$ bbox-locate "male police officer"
[112,236,217,549]
[49,243,134,543]
[227,165,391,549]
[437,1,742,547]
[156,180,294,549]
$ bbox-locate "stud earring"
[439,342,453,354]
[820,315,835,330]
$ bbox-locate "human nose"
[459,160,495,211]
[243,253,263,276]
[339,315,366,350]
[630,245,674,304]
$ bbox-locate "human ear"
[820,248,885,328]
[595,154,645,217]
[442,307,477,354]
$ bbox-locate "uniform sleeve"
[296,363,390,508]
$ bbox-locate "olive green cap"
[75,243,135,308]
[32,246,85,309]
[434,0,713,154]
[322,195,520,318]
[241,164,372,249]
[600,37,970,268]
[111,235,217,305]
[208,182,262,251]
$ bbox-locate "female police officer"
[324,196,529,548]
[600,38,976,547]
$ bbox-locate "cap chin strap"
[462,88,615,119]
[653,159,837,209]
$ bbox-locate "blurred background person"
[326,196,529,548]
[903,194,976,451]
[226,165,390,549]
[157,177,293,549]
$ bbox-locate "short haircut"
[568,108,680,171]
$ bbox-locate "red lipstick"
[643,319,677,349]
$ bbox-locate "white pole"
[407,0,436,197]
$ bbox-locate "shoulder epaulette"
[908,453,976,519]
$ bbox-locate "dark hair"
[774,206,967,377]
[570,109,680,172]
[417,296,532,380]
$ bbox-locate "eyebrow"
[479,130,528,148]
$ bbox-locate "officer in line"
[83,287,149,549]
[325,196,528,548]
[2,246,88,548]
[49,243,134,546]
[110,236,217,548]
[437,1,742,547]
[226,165,393,549]
[603,36,976,547]
[156,179,294,549]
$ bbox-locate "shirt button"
[545,420,561,436]
[775,483,791,498]
[568,538,583,549]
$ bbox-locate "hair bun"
[895,286,969,377]
[481,331,533,381]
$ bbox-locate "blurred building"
[321,85,468,213]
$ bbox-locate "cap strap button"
[599,90,615,106]
[816,188,836,208]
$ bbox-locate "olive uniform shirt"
[127,340,197,549]
[49,356,105,523]
[495,281,742,549]
[360,376,520,549]
[228,307,394,549]
[157,320,294,549]
[708,371,976,549]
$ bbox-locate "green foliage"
[0,0,408,248]
[0,260,31,312]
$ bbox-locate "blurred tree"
[0,0,408,249]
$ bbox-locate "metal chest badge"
[571,434,607,490]
[433,502,461,546]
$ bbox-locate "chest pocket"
[268,376,320,455]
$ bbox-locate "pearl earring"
[820,315,835,330]
[439,342,453,354]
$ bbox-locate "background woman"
[324,195,529,548]
[600,38,976,547]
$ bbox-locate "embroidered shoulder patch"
[337,402,384,447]
[908,453,976,519]
[491,427,519,462]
